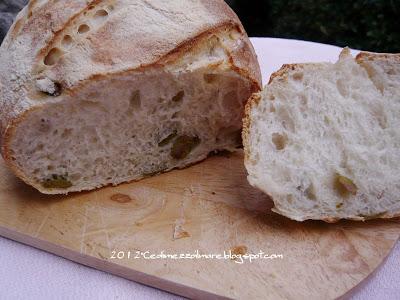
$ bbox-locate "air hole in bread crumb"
[62,35,73,48]
[299,95,308,113]
[204,74,218,84]
[172,91,185,103]
[387,69,395,75]
[336,79,348,97]
[108,5,115,10]
[44,48,63,66]
[229,31,240,40]
[94,9,109,19]
[94,158,104,165]
[208,36,219,56]
[293,72,304,81]
[129,90,141,110]
[352,67,361,76]
[223,91,237,109]
[216,127,239,143]
[377,115,387,129]
[61,128,73,138]
[78,24,90,34]
[272,133,288,150]
[371,106,387,129]
[39,120,51,133]
[277,108,295,131]
[70,174,81,181]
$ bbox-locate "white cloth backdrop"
[0,38,398,300]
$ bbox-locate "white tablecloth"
[0,38,399,300]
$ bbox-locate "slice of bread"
[0,1,261,194]
[244,48,400,222]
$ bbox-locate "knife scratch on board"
[80,206,89,254]
[34,211,50,238]
[95,190,112,254]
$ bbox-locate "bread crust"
[0,0,261,193]
[356,51,400,63]
[243,50,400,222]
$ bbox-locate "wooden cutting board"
[0,151,399,299]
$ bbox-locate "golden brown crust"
[356,51,400,63]
[242,93,261,163]
[268,64,301,84]
[268,63,328,84]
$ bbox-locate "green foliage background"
[226,0,400,53]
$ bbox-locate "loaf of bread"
[0,0,261,194]
[244,48,400,222]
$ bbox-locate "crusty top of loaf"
[0,0,261,142]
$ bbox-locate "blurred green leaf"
[227,0,400,52]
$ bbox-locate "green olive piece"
[271,133,287,150]
[305,184,316,200]
[42,174,72,189]
[334,173,358,197]
[171,135,201,160]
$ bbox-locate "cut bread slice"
[0,1,261,194]
[244,48,400,222]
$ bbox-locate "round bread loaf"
[0,0,261,194]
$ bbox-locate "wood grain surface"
[0,151,399,299]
